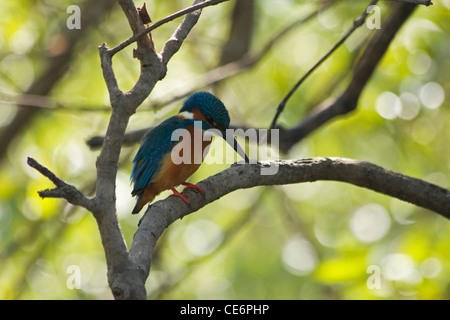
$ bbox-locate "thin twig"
[109,0,230,56]
[131,157,450,288]
[86,1,336,149]
[383,0,432,5]
[27,157,93,210]
[4,1,334,119]
[269,0,379,131]
[27,157,65,188]
[278,1,418,151]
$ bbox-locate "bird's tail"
[132,198,144,214]
[131,189,155,214]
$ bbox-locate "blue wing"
[130,116,193,197]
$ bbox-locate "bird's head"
[179,91,230,131]
[178,92,249,163]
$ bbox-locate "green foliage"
[0,0,449,299]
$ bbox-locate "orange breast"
[147,125,211,196]
[134,119,214,213]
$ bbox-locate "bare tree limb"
[117,0,154,51]
[98,44,122,105]
[160,0,205,65]
[27,155,136,299]
[28,154,450,298]
[0,0,116,164]
[26,0,438,301]
[151,188,268,299]
[0,93,110,112]
[269,0,379,131]
[94,12,153,300]
[218,0,255,66]
[86,1,335,149]
[26,157,93,211]
[88,0,228,300]
[277,1,418,152]
[383,0,432,5]
[109,0,230,56]
[130,157,450,286]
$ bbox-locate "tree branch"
[117,0,154,51]
[26,157,93,211]
[86,1,335,149]
[130,157,450,283]
[0,0,116,164]
[278,1,418,152]
[109,0,230,56]
[218,0,255,66]
[91,0,232,300]
[383,0,432,5]
[27,155,141,299]
[160,0,205,65]
[269,0,379,131]
[98,43,122,106]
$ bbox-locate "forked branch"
[27,157,93,211]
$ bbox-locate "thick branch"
[384,0,432,5]
[91,0,230,300]
[117,0,154,50]
[130,157,450,280]
[27,157,139,299]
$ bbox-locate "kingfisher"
[130,91,249,214]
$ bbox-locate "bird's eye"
[205,114,213,123]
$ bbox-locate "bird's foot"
[169,187,191,207]
[181,182,205,197]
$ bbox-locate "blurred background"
[0,0,449,299]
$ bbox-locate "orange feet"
[181,182,205,197]
[169,186,190,206]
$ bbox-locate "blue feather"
[131,116,195,196]
[180,92,230,130]
[130,92,247,214]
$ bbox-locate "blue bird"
[130,92,249,214]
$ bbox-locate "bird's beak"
[223,129,249,163]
